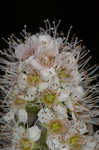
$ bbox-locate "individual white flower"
[38,108,54,124]
[25,56,43,71]
[53,104,67,119]
[58,90,70,102]
[38,34,60,56]
[26,35,39,51]
[18,109,28,123]
[27,126,41,141]
[39,35,51,46]
[40,67,56,81]
[55,51,77,69]
[18,87,37,101]
[46,135,61,150]
[17,73,27,89]
[38,82,49,92]
[48,75,60,90]
[73,120,88,134]
[26,87,37,100]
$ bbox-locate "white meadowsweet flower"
[27,126,41,141]
[53,104,68,119]
[26,87,37,100]
[37,34,60,56]
[58,90,70,102]
[73,120,88,134]
[18,109,28,123]
[39,35,51,46]
[38,108,54,124]
[19,86,37,101]
[25,56,43,71]
[46,135,61,150]
[40,67,56,81]
[48,76,60,90]
[26,35,39,50]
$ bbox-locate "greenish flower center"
[58,68,70,80]
[22,139,30,150]
[69,135,81,148]
[49,120,63,134]
[21,138,35,150]
[27,72,40,85]
[42,92,56,105]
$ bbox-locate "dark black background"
[0,0,99,62]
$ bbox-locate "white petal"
[27,126,41,141]
[53,104,67,119]
[38,108,54,123]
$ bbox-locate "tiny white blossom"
[25,56,43,71]
[40,67,56,81]
[20,86,37,101]
[27,126,41,141]
[58,90,70,102]
[53,104,67,119]
[73,120,88,134]
[38,108,54,124]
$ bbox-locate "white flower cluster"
[0,21,99,150]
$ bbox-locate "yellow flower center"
[21,138,31,150]
[27,71,40,86]
[20,138,35,150]
[49,120,64,134]
[41,90,56,106]
[66,135,82,149]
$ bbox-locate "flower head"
[0,21,99,150]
